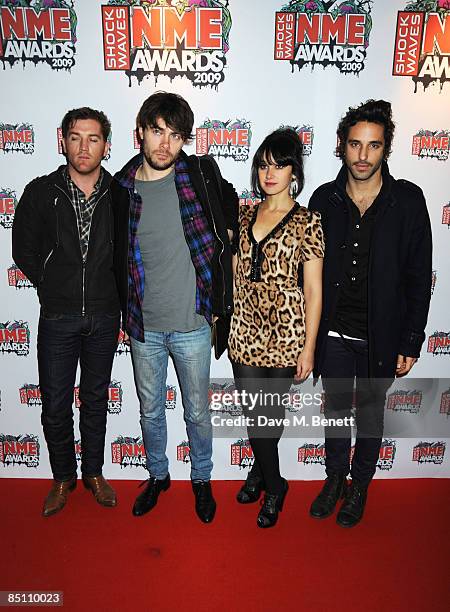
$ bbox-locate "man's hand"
[396,354,417,377]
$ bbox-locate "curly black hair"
[336,99,395,161]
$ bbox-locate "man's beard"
[346,157,383,182]
[144,148,179,171]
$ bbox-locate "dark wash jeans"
[321,336,393,486]
[38,310,120,481]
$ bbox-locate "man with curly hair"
[308,99,432,527]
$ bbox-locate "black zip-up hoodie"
[12,165,126,315]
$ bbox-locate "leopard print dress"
[228,203,324,368]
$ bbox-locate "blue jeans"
[130,325,212,481]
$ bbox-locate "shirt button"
[352,260,357,265]
[354,242,358,247]
[351,277,356,281]
[334,282,340,287]
[355,224,360,229]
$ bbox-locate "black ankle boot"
[309,473,348,519]
[236,474,264,504]
[257,479,288,528]
[336,481,368,528]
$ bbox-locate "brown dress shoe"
[42,477,77,517]
[82,475,117,507]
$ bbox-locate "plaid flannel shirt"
[117,153,215,342]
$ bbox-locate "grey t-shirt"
[135,172,207,332]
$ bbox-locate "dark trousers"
[321,336,392,486]
[231,362,296,495]
[38,310,120,481]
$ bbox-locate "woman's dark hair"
[336,99,395,160]
[137,91,194,141]
[61,107,111,142]
[251,128,304,199]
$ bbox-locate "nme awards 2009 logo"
[298,442,325,464]
[0,321,30,356]
[412,441,446,464]
[101,0,231,87]
[387,389,422,413]
[111,436,146,467]
[231,438,254,469]
[116,329,130,355]
[275,1,373,75]
[196,119,251,162]
[0,1,77,70]
[440,389,450,416]
[0,123,34,154]
[393,1,450,92]
[0,434,39,468]
[442,203,450,226]
[239,190,261,207]
[412,129,449,160]
[0,187,17,229]
[8,264,33,289]
[427,331,450,355]
[74,381,123,414]
[19,383,41,406]
[177,440,190,463]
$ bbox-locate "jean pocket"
[40,311,66,321]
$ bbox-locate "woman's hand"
[295,347,314,381]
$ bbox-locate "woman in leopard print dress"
[228,128,324,528]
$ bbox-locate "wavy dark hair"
[61,107,111,142]
[336,99,395,160]
[137,91,194,142]
[251,128,304,199]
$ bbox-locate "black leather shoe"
[132,474,170,517]
[192,480,216,523]
[336,481,368,528]
[257,479,288,529]
[236,474,264,504]
[309,473,348,519]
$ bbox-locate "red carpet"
[1,479,449,612]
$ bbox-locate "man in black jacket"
[308,100,432,527]
[114,92,238,523]
[12,107,127,517]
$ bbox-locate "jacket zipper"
[55,184,108,316]
[197,158,226,316]
[40,197,60,284]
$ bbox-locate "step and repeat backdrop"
[1,0,449,480]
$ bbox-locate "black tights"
[231,362,296,495]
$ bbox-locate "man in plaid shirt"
[115,92,238,523]
[13,108,127,517]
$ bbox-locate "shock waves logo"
[101,0,231,87]
[0,187,17,229]
[0,1,77,70]
[177,440,190,462]
[386,390,422,414]
[376,439,396,470]
[19,383,41,406]
[393,2,450,92]
[412,441,446,464]
[239,189,261,207]
[196,119,251,162]
[8,264,33,289]
[280,124,315,155]
[274,1,373,74]
[74,381,123,414]
[298,442,325,464]
[427,331,450,355]
[0,434,39,468]
[111,435,146,467]
[440,388,450,416]
[442,202,450,225]
[230,438,254,469]
[0,123,34,154]
[412,129,450,160]
[0,321,30,356]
